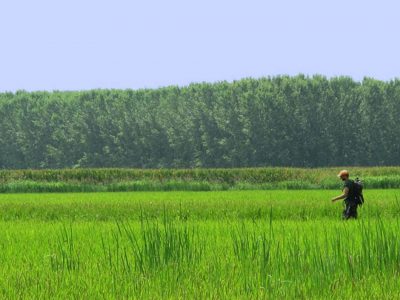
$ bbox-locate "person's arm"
[331,187,349,202]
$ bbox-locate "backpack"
[353,177,364,205]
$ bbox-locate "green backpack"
[353,178,364,205]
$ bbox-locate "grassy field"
[0,190,400,298]
[2,167,400,192]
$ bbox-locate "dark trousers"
[342,201,358,220]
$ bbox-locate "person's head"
[337,170,349,181]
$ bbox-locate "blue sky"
[0,0,399,92]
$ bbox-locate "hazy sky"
[1,0,399,92]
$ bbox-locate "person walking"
[331,170,360,220]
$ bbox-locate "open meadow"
[0,190,399,299]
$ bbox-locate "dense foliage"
[1,75,399,169]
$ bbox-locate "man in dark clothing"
[331,170,358,220]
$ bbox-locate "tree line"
[0,75,399,169]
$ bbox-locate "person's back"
[343,178,355,203]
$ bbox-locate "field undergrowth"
[2,167,400,192]
[0,190,400,298]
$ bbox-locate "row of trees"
[0,75,399,169]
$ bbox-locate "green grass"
[0,190,400,298]
[0,190,399,221]
[2,166,400,192]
